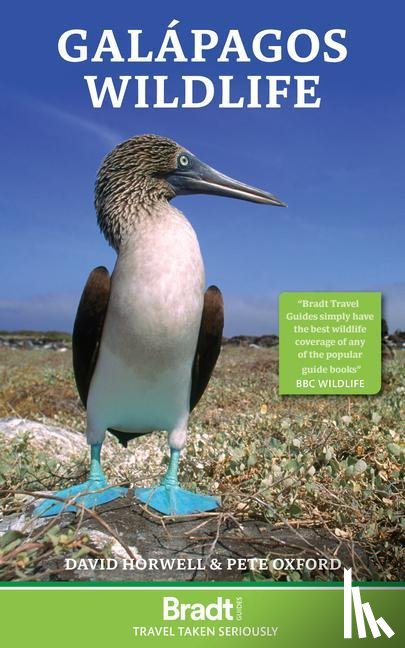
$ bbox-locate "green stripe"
[0,580,403,588]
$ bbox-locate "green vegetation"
[0,346,403,581]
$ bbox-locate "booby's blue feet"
[135,448,220,515]
[135,485,220,515]
[34,443,127,517]
[34,481,127,517]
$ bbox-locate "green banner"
[0,583,403,646]
[279,292,381,395]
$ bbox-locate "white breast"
[85,205,205,445]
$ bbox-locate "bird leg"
[88,442,108,485]
[135,447,220,515]
[160,447,181,487]
[34,443,127,517]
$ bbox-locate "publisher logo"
[163,596,234,621]
[344,568,395,639]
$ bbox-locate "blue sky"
[1,1,404,335]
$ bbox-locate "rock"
[0,417,166,485]
[78,528,141,561]
[0,417,87,461]
[0,507,46,536]
[0,335,71,351]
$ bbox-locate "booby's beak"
[166,157,287,207]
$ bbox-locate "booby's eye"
[178,154,190,168]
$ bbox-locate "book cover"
[0,0,403,644]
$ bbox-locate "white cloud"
[3,86,122,148]
[31,98,123,147]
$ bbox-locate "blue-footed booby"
[35,134,285,517]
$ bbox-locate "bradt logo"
[344,568,395,639]
[163,596,234,621]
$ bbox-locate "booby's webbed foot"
[135,484,220,515]
[34,442,127,517]
[34,481,127,517]
[134,447,220,515]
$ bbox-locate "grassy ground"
[0,345,403,581]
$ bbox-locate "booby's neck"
[98,199,179,252]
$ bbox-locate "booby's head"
[95,134,286,249]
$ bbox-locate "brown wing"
[72,266,111,406]
[190,285,224,410]
[72,266,148,448]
